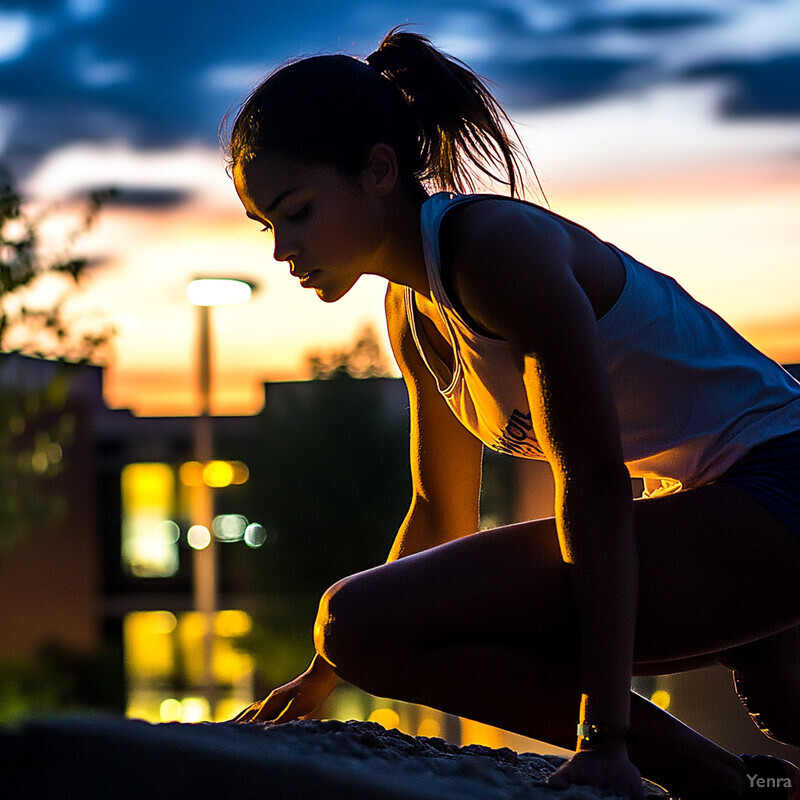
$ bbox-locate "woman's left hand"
[546,745,644,800]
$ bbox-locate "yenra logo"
[747,774,792,789]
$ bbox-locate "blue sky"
[2,0,800,414]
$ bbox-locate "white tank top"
[405,192,800,489]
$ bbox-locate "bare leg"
[315,483,800,795]
[331,636,743,794]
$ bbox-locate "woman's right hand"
[232,654,340,724]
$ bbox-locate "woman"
[225,27,800,799]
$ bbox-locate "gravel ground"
[0,715,668,799]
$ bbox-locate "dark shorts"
[715,429,800,540]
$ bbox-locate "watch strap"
[576,722,631,748]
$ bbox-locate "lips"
[294,270,319,286]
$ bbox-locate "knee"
[313,575,371,677]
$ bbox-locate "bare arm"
[449,202,637,747]
[384,282,483,561]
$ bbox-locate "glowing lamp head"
[187,278,253,307]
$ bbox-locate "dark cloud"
[567,9,720,35]
[1,0,799,176]
[0,0,361,172]
[682,54,800,117]
[488,55,654,110]
[93,187,192,208]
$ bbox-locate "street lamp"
[186,276,255,719]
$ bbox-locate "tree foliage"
[0,166,113,560]
[1,166,114,361]
[305,322,394,380]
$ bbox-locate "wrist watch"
[576,722,631,748]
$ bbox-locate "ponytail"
[366,27,531,197]
[223,26,535,198]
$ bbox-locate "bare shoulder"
[448,198,573,261]
[444,198,582,343]
[384,281,422,377]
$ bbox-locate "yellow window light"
[215,609,252,637]
[123,611,177,679]
[125,610,256,724]
[179,461,204,487]
[213,646,253,684]
[122,463,174,509]
[177,612,208,686]
[121,464,179,577]
[180,460,248,487]
[202,460,234,488]
[176,611,253,686]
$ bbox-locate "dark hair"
[221,27,534,197]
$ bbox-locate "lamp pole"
[187,277,254,720]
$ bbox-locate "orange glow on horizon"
[102,365,288,416]
[736,315,800,367]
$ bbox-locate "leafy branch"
[0,166,116,362]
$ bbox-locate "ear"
[361,143,398,197]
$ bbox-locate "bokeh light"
[159,698,182,722]
[180,697,210,723]
[179,460,204,487]
[650,690,671,710]
[244,523,267,548]
[202,460,234,488]
[159,520,181,543]
[214,609,252,637]
[187,278,252,307]
[187,524,211,550]
[212,514,247,542]
[368,707,400,730]
[229,461,249,485]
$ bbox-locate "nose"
[272,232,297,264]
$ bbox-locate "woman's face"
[233,155,389,303]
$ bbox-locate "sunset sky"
[2,0,799,416]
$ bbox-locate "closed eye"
[287,205,309,223]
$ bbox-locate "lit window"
[121,463,179,577]
[124,610,255,723]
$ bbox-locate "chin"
[315,288,339,303]
[314,278,359,303]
